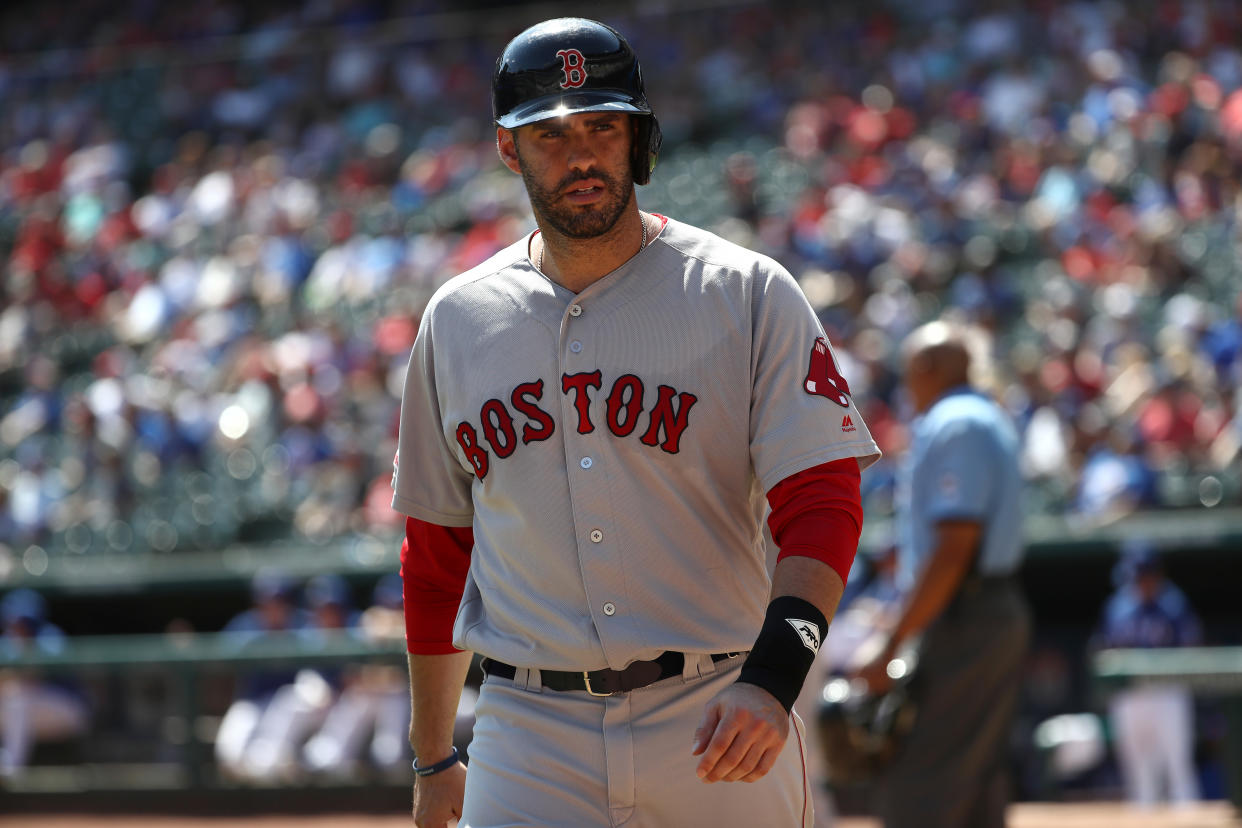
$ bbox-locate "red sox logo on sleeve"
[556,49,587,88]
[804,337,852,408]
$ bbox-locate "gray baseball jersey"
[392,216,880,672]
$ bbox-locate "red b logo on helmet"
[556,49,587,89]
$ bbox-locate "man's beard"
[519,154,634,240]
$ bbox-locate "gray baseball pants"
[461,652,814,827]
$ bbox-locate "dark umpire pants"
[874,577,1032,828]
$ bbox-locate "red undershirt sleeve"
[400,516,474,655]
[765,457,863,586]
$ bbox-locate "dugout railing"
[4,507,1240,601]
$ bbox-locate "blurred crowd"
[2,0,1241,564]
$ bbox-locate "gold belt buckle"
[583,671,614,697]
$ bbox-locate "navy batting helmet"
[492,18,662,185]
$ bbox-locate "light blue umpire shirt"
[894,385,1024,592]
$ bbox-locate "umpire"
[851,320,1031,828]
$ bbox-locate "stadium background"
[1,0,1240,822]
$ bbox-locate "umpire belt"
[481,651,739,697]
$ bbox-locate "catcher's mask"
[492,17,662,185]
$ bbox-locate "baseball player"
[1097,544,1201,806]
[392,18,880,827]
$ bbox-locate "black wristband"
[737,596,827,712]
[413,746,459,777]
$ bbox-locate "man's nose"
[566,132,599,171]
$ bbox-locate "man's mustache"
[557,169,614,191]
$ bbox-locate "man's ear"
[496,127,522,175]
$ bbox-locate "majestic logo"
[786,618,822,654]
[556,49,587,89]
[841,415,856,433]
[804,337,851,407]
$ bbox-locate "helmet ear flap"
[632,115,662,186]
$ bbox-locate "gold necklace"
[539,214,648,273]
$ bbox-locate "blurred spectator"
[303,572,361,635]
[0,588,90,778]
[213,569,311,782]
[235,572,366,781]
[302,573,476,778]
[224,572,367,782]
[1094,543,1202,807]
[1074,417,1158,519]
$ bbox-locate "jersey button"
[570,340,583,353]
[569,304,583,317]
[589,529,603,543]
[602,602,616,616]
[580,457,593,469]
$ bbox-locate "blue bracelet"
[413,746,459,777]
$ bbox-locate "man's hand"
[692,682,789,783]
[412,762,466,827]
[849,646,896,697]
